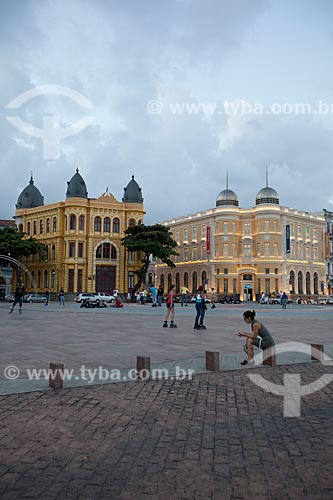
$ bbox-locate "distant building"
[156,176,325,301]
[14,171,145,295]
[323,209,333,294]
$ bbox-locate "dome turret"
[66,169,88,199]
[122,175,143,203]
[16,175,44,209]
[216,171,239,207]
[255,168,279,205]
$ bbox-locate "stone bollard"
[136,356,151,380]
[263,347,276,367]
[49,363,64,389]
[205,351,220,371]
[311,344,324,362]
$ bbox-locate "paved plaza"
[1,302,333,499]
[1,301,333,384]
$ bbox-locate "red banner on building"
[206,226,211,254]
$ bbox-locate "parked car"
[96,292,115,303]
[74,292,114,304]
[4,293,14,302]
[24,293,47,303]
[75,293,100,304]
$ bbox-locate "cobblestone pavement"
[0,363,332,500]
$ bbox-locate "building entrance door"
[96,266,116,293]
[243,286,253,301]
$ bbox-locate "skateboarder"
[163,284,177,328]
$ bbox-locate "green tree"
[121,224,178,298]
[0,226,47,261]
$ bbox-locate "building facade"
[0,219,16,297]
[156,181,325,301]
[14,171,145,295]
[323,209,333,294]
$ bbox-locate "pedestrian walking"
[9,283,25,314]
[194,285,207,330]
[44,288,50,306]
[157,285,163,307]
[163,284,177,328]
[58,287,65,306]
[180,285,189,306]
[237,310,275,365]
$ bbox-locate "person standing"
[44,288,50,306]
[9,283,25,314]
[157,285,163,307]
[180,285,189,307]
[150,285,157,307]
[58,287,65,306]
[237,310,275,365]
[211,288,216,309]
[281,291,288,309]
[163,284,177,328]
[194,285,207,330]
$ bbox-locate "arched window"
[113,217,120,233]
[53,217,57,232]
[314,272,319,295]
[79,215,85,231]
[168,273,172,291]
[128,218,136,227]
[175,273,180,293]
[37,270,41,288]
[45,246,49,261]
[51,270,55,288]
[160,274,164,291]
[201,271,207,288]
[297,271,303,294]
[138,219,143,225]
[46,218,50,233]
[33,221,37,235]
[31,270,35,289]
[40,219,44,234]
[192,272,197,293]
[306,272,311,294]
[96,243,117,259]
[94,216,101,232]
[27,222,31,235]
[104,217,111,232]
[18,224,23,233]
[44,270,48,288]
[290,271,295,294]
[70,214,76,231]
[51,244,56,260]
[184,272,189,288]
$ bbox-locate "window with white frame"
[232,243,236,257]
[192,226,197,241]
[192,247,197,260]
[313,247,318,261]
[243,222,251,235]
[184,248,188,261]
[297,225,302,238]
[175,230,180,244]
[274,242,278,256]
[223,243,228,257]
[183,229,188,242]
[306,247,310,261]
[264,242,270,257]
[265,220,269,232]
[223,222,228,233]
[313,228,317,242]
[201,225,206,240]
[244,244,251,258]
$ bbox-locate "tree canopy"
[0,226,47,261]
[121,223,178,296]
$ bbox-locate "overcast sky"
[1,0,333,223]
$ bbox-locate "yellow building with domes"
[14,170,145,295]
[156,177,325,301]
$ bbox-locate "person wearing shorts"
[163,284,177,328]
[237,310,275,365]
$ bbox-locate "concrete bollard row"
[49,363,64,389]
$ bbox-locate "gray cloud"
[0,0,332,223]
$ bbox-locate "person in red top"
[163,284,177,328]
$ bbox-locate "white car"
[96,292,115,303]
[74,292,115,304]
